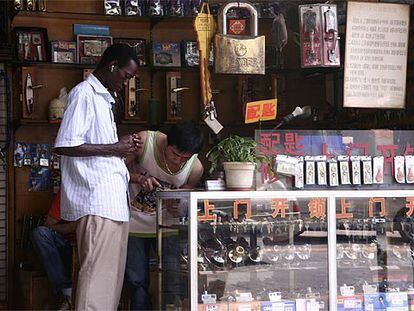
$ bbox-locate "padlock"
[214,2,265,75]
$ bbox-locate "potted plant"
[206,135,259,190]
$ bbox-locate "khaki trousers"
[75,215,129,311]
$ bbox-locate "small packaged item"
[29,167,51,192]
[51,153,60,170]
[305,156,315,185]
[31,143,42,167]
[275,155,298,176]
[385,291,409,310]
[152,42,181,67]
[363,284,386,311]
[405,155,414,183]
[114,38,146,66]
[148,0,164,16]
[188,0,201,16]
[23,143,32,166]
[77,35,113,65]
[104,0,121,15]
[328,159,339,187]
[168,0,184,16]
[315,155,327,185]
[350,156,361,185]
[51,41,76,64]
[361,156,373,185]
[295,156,304,189]
[123,0,140,16]
[181,41,213,67]
[337,285,363,311]
[338,156,351,185]
[39,144,50,167]
[14,142,25,167]
[394,156,405,184]
[373,156,384,184]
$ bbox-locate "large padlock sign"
[214,2,265,75]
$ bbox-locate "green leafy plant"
[206,135,259,173]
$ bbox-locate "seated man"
[31,190,77,310]
[125,122,204,310]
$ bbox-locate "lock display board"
[158,190,414,310]
[255,130,414,192]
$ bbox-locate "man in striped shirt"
[54,44,142,310]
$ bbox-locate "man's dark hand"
[112,135,143,157]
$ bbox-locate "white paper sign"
[344,2,410,108]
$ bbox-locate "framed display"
[50,41,76,64]
[76,35,113,65]
[114,38,146,66]
[14,27,48,62]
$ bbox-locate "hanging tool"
[194,1,223,134]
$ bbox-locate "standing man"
[54,44,142,310]
[125,122,204,310]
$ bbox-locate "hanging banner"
[343,2,409,109]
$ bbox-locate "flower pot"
[222,162,256,190]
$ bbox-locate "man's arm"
[181,159,204,189]
[55,134,142,158]
[44,216,77,235]
[126,131,150,184]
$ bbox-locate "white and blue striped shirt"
[54,74,130,222]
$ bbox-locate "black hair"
[97,43,139,69]
[166,122,204,154]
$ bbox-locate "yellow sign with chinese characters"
[245,99,277,124]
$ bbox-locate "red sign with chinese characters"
[197,197,406,221]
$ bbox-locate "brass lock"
[214,2,265,75]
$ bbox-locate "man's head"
[96,43,139,92]
[165,122,204,166]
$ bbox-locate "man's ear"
[108,60,118,72]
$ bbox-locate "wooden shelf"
[10,61,342,77]
[120,119,148,125]
[10,61,150,70]
[12,11,194,24]
[12,10,276,24]
[17,119,61,126]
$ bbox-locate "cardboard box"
[260,300,296,311]
[296,298,320,311]
[364,293,387,311]
[198,302,229,311]
[228,301,260,311]
[385,292,408,310]
[337,295,364,311]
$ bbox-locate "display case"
[157,190,414,311]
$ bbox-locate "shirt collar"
[86,73,115,103]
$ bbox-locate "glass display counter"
[157,190,414,311]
